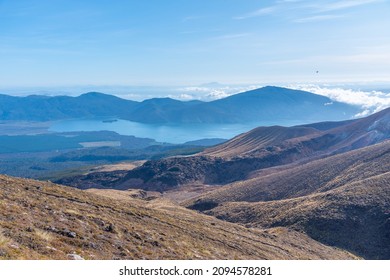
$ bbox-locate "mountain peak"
[79,92,111,98]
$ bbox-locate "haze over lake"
[49,118,305,143]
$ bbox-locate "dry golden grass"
[0,230,10,246]
[34,229,54,242]
[0,174,357,260]
[87,161,145,173]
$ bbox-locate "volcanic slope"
[0,175,357,260]
[186,141,390,259]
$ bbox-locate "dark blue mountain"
[0,92,138,121]
[0,86,361,123]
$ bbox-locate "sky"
[1,0,390,88]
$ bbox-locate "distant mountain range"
[0,86,360,124]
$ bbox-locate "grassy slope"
[0,174,357,260]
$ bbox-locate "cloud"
[179,86,214,93]
[335,52,390,64]
[234,6,277,20]
[289,84,390,115]
[178,86,233,100]
[294,14,346,23]
[235,0,384,23]
[168,93,195,100]
[314,0,384,12]
[178,85,262,101]
[211,33,251,40]
[205,89,232,100]
[277,0,305,2]
[182,15,203,22]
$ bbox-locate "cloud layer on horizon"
[289,84,390,116]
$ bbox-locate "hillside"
[184,141,390,259]
[0,86,360,124]
[0,175,357,260]
[203,171,390,259]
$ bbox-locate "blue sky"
[0,0,390,88]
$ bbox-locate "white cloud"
[120,93,145,100]
[355,109,372,117]
[168,93,195,100]
[178,86,233,100]
[314,0,384,12]
[234,6,277,20]
[182,15,203,22]
[235,0,384,23]
[277,0,305,2]
[211,33,251,40]
[289,84,390,115]
[294,14,345,23]
[178,85,262,101]
[179,86,214,93]
[205,89,231,100]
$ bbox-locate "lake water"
[49,118,302,144]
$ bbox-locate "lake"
[49,118,303,144]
